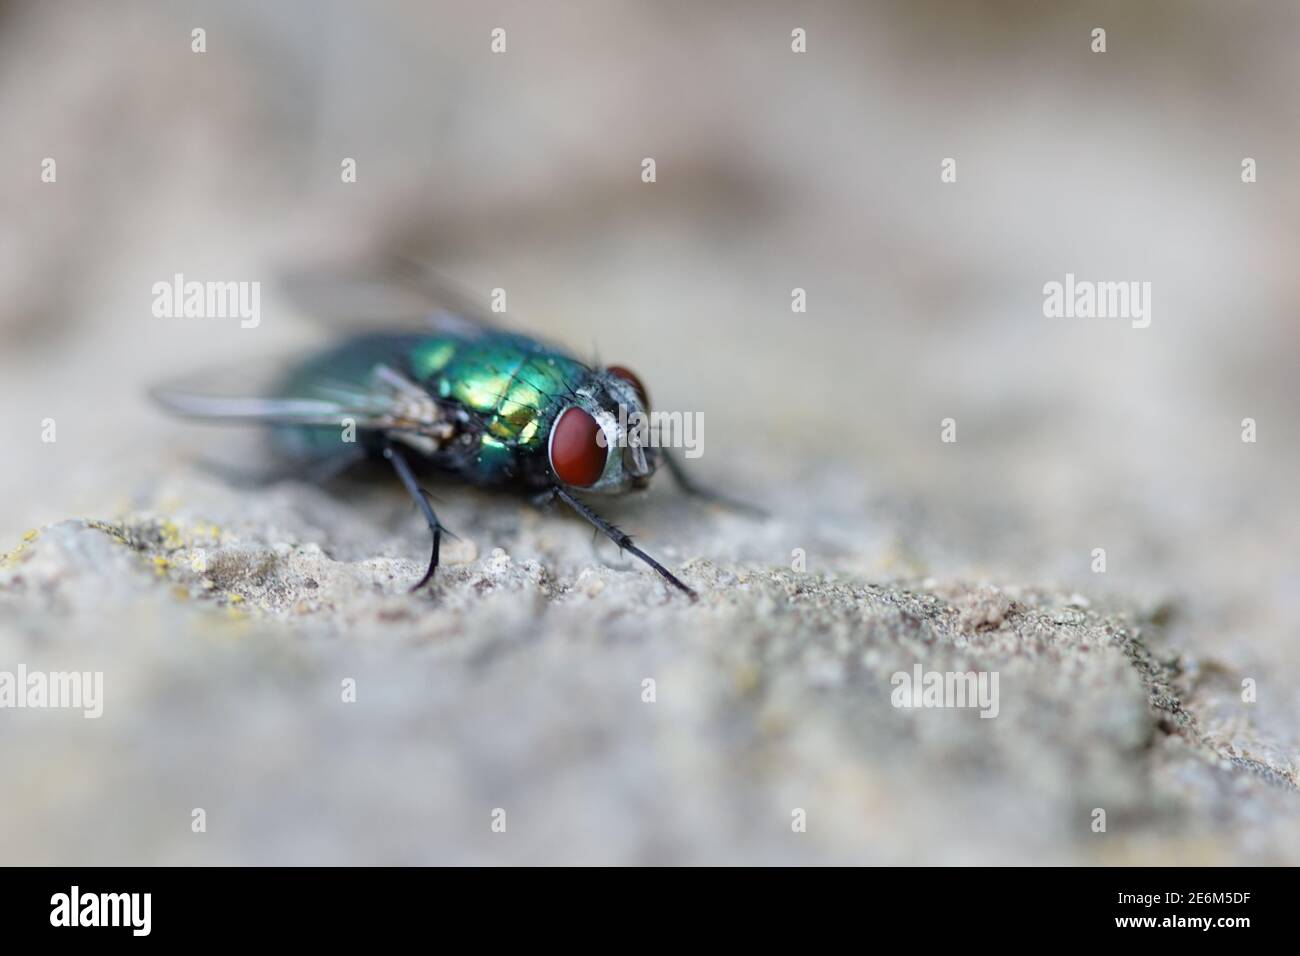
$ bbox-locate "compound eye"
[607,365,649,408]
[549,406,607,487]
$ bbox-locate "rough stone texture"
[2,466,1296,865]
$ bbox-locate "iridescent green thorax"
[413,333,589,450]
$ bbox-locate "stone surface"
[1,468,1296,865]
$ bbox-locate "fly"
[151,263,760,600]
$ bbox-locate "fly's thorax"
[430,338,587,450]
[413,334,588,489]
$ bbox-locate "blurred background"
[1,0,1297,864]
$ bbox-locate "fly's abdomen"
[270,333,435,460]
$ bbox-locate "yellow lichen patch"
[1,529,43,568]
[159,520,185,551]
[85,520,131,547]
[152,518,225,553]
[191,522,224,544]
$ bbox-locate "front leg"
[551,486,697,600]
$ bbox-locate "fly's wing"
[278,256,504,341]
[151,360,453,442]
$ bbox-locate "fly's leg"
[552,485,697,600]
[531,489,623,566]
[382,439,446,591]
[660,449,767,518]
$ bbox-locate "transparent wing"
[150,360,451,439]
[278,256,504,340]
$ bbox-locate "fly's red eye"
[549,406,607,487]
[607,365,649,407]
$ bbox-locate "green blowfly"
[152,264,756,599]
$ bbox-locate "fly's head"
[546,365,658,494]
